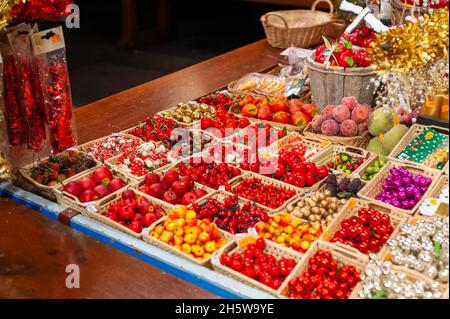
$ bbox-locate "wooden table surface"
[0,40,280,299]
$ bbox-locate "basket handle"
[311,0,334,14]
[263,12,289,29]
[342,146,367,157]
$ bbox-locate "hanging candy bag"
[0,52,12,182]
[7,23,46,152]
[31,26,77,154]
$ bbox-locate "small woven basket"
[310,144,373,176]
[17,151,100,202]
[143,216,233,267]
[321,198,408,258]
[278,240,369,299]
[358,161,442,215]
[260,0,336,49]
[303,122,371,148]
[211,237,303,296]
[90,189,174,239]
[388,124,449,173]
[230,172,304,215]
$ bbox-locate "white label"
[31,26,65,55]
[247,227,258,237]
[112,132,125,137]
[212,253,220,265]
[86,205,97,214]
[218,186,226,192]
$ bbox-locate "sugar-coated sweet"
[351,105,370,124]
[322,105,336,119]
[341,96,359,112]
[321,119,340,136]
[311,115,326,133]
[332,105,351,123]
[340,119,358,137]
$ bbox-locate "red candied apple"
[145,173,160,186]
[128,221,143,233]
[179,175,194,190]
[163,169,179,186]
[94,184,112,198]
[63,181,83,197]
[79,176,96,190]
[79,189,99,203]
[119,206,135,221]
[257,104,272,121]
[143,212,158,227]
[194,188,208,199]
[92,167,114,185]
[171,181,188,197]
[162,190,178,204]
[181,192,198,205]
[136,201,150,215]
[148,183,164,198]
[108,178,126,192]
[121,189,136,200]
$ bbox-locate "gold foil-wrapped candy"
[163,102,215,124]
[0,152,10,181]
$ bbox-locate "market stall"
[0,0,449,299]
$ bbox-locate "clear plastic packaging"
[0,53,11,182]
[31,26,77,154]
[235,72,293,96]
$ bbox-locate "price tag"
[218,185,226,192]
[112,132,125,137]
[247,227,258,237]
[212,253,220,265]
[86,205,97,214]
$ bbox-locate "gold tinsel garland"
[369,8,449,72]
[0,0,24,30]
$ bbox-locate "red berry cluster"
[129,116,177,143]
[201,106,250,138]
[331,207,394,254]
[232,177,296,209]
[192,195,269,234]
[315,43,371,68]
[220,238,296,290]
[232,123,285,149]
[103,189,167,234]
[287,249,360,299]
[346,25,375,48]
[176,157,241,190]
[197,92,238,109]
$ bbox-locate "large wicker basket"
[303,122,372,148]
[321,198,408,258]
[388,124,449,173]
[358,161,442,215]
[260,0,336,49]
[211,237,303,296]
[306,52,376,109]
[278,240,369,299]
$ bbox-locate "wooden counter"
[0,40,280,299]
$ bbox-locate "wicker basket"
[211,237,303,296]
[261,0,336,49]
[278,240,369,299]
[390,0,431,26]
[143,215,233,267]
[230,172,304,215]
[349,264,440,299]
[306,52,376,109]
[192,190,267,237]
[310,144,373,176]
[78,133,143,163]
[426,174,449,200]
[268,132,332,161]
[16,151,100,202]
[321,198,408,258]
[54,166,133,216]
[90,189,174,239]
[358,161,442,215]
[388,124,449,173]
[303,122,372,149]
